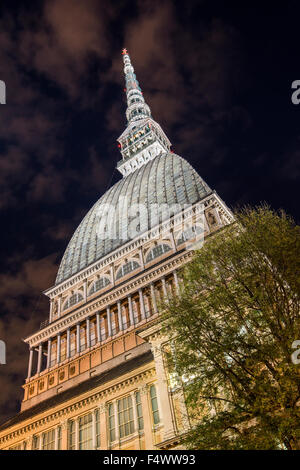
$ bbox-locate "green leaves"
[162,205,300,449]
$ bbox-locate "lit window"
[9,442,24,450]
[68,420,75,450]
[80,326,86,352]
[89,277,110,296]
[79,413,93,450]
[145,244,171,263]
[150,385,160,425]
[108,403,116,442]
[177,225,203,245]
[42,429,55,450]
[63,292,84,311]
[90,322,96,346]
[70,332,76,357]
[60,337,66,361]
[135,391,144,431]
[118,396,134,438]
[32,435,40,450]
[116,260,140,280]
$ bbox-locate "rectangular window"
[70,332,76,357]
[68,420,75,450]
[135,391,144,431]
[60,337,66,361]
[32,435,40,450]
[111,312,117,335]
[150,385,160,425]
[80,327,86,352]
[132,300,139,324]
[79,413,93,450]
[42,429,55,450]
[9,442,23,450]
[118,396,134,439]
[100,317,106,340]
[108,403,116,442]
[122,306,128,329]
[50,342,56,367]
[90,322,96,346]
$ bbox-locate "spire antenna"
[116,49,171,177]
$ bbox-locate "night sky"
[0,0,299,425]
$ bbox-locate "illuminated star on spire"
[122,48,128,55]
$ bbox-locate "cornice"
[0,366,156,445]
[25,251,193,347]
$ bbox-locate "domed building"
[0,50,233,450]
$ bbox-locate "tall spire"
[117,49,171,177]
[122,48,151,123]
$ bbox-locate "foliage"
[162,206,300,449]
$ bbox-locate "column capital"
[138,384,149,396]
[99,402,108,414]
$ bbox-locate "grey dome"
[56,153,211,284]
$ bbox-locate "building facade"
[0,50,233,450]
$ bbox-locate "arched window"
[116,260,140,280]
[62,292,83,311]
[177,225,203,245]
[145,244,171,263]
[88,277,110,296]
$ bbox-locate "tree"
[162,206,300,449]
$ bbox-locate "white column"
[162,277,167,297]
[139,385,153,449]
[131,391,138,433]
[39,434,43,450]
[58,297,62,318]
[107,307,112,337]
[76,324,80,353]
[46,339,51,368]
[37,343,42,374]
[83,280,87,302]
[49,299,53,323]
[139,289,146,320]
[92,409,97,449]
[96,313,101,343]
[86,318,91,348]
[173,270,179,293]
[128,295,134,326]
[110,265,115,287]
[66,328,70,359]
[150,283,157,313]
[75,417,79,450]
[151,343,176,441]
[114,401,119,442]
[117,301,123,331]
[57,334,61,364]
[139,247,145,269]
[55,426,59,450]
[99,403,108,450]
[170,229,177,251]
[27,348,33,378]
